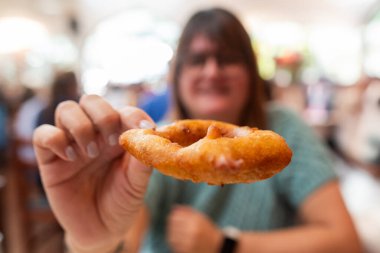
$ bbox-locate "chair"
[4,136,64,253]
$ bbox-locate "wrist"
[65,234,124,253]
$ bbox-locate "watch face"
[223,226,241,240]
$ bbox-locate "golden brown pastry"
[119,119,292,185]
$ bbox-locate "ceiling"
[1,0,379,87]
[1,0,380,36]
[75,0,380,30]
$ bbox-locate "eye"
[186,53,207,66]
[377,98,380,108]
[217,53,243,65]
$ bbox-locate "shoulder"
[267,103,305,131]
[267,102,331,162]
[267,103,315,146]
[267,103,336,207]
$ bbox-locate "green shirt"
[142,104,336,252]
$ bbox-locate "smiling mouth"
[197,85,229,96]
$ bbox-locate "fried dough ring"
[119,119,292,185]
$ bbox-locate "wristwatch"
[220,226,241,253]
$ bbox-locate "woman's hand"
[33,95,155,253]
[166,205,223,253]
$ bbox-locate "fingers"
[55,95,126,159]
[79,95,121,147]
[35,95,156,165]
[55,100,100,159]
[33,124,76,164]
[118,106,156,130]
[167,207,221,253]
[35,94,155,176]
[168,206,198,225]
[167,206,196,249]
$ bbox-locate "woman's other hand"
[166,205,223,253]
[33,94,155,253]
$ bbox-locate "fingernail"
[139,120,155,129]
[65,146,77,161]
[87,141,99,158]
[108,133,118,146]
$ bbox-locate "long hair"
[171,7,267,129]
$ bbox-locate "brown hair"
[36,71,80,126]
[171,7,267,129]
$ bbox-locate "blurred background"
[0,0,380,252]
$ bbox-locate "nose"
[203,57,221,78]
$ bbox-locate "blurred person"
[34,71,80,196]
[329,77,380,253]
[139,63,174,122]
[0,87,9,166]
[36,71,80,127]
[12,86,48,213]
[33,8,362,253]
[305,77,335,127]
[13,87,47,167]
[140,87,171,122]
[139,61,174,122]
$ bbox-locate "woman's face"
[178,35,250,123]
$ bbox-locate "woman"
[33,8,362,253]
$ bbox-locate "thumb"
[126,155,153,197]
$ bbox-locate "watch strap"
[220,236,238,253]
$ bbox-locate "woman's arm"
[236,181,363,253]
[165,181,363,253]
[34,95,155,253]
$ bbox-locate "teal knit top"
[141,104,336,253]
